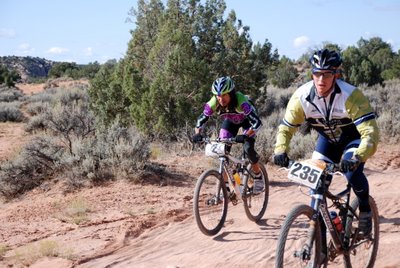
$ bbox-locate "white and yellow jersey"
[274,79,379,162]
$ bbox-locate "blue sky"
[1,0,400,64]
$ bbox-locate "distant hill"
[0,56,55,82]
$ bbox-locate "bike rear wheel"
[193,169,228,236]
[343,196,379,268]
[243,164,269,222]
[275,204,321,268]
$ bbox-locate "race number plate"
[205,143,226,158]
[287,159,326,190]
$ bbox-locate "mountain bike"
[275,159,379,268]
[193,137,269,236]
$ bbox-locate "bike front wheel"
[275,204,321,268]
[193,169,228,236]
[243,164,269,222]
[343,196,379,268]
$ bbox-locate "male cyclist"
[192,76,263,178]
[273,49,379,239]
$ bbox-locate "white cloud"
[84,47,93,56]
[0,28,16,38]
[17,43,35,54]
[47,47,69,54]
[293,36,311,48]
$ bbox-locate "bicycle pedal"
[229,193,238,205]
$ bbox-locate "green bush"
[62,122,150,188]
[0,85,23,102]
[0,136,63,198]
[0,85,152,198]
[25,101,50,116]
[0,102,24,122]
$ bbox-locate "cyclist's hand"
[234,135,248,143]
[192,133,204,143]
[274,152,289,167]
[340,157,360,172]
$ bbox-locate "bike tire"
[275,204,321,268]
[243,164,269,222]
[343,196,379,268]
[193,169,228,236]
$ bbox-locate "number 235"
[290,162,321,183]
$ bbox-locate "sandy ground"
[0,83,399,267]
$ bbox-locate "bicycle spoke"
[276,204,321,268]
[243,165,269,222]
[193,169,228,236]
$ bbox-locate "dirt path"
[73,152,400,268]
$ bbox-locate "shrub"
[62,122,150,188]
[0,136,63,198]
[0,102,24,122]
[25,101,50,116]
[0,85,23,102]
[377,110,400,143]
[25,87,59,104]
[256,109,285,162]
[363,79,400,142]
[24,113,48,133]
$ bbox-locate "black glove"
[274,152,289,167]
[234,135,248,143]
[192,133,203,143]
[340,157,361,172]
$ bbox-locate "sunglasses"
[312,71,336,79]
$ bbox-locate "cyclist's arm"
[237,93,262,136]
[245,109,262,135]
[195,97,216,132]
[346,89,379,162]
[274,93,305,154]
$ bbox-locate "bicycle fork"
[294,218,318,262]
[293,193,328,263]
[293,193,324,262]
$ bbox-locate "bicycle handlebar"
[199,137,244,144]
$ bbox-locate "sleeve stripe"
[354,112,376,126]
[282,118,301,128]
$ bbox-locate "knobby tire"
[243,164,269,222]
[343,196,379,268]
[275,204,321,268]
[193,169,228,236]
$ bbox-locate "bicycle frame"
[303,170,358,260]
[218,148,249,201]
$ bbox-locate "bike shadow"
[142,163,194,187]
[269,180,297,187]
[212,217,283,242]
[379,215,400,225]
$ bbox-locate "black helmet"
[310,49,342,71]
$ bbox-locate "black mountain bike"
[275,158,379,268]
[193,137,269,236]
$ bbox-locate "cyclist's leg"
[341,140,372,235]
[311,135,343,257]
[241,120,261,176]
[219,119,240,139]
[220,120,240,187]
[341,140,370,211]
